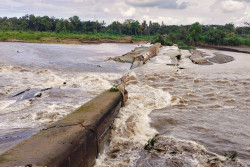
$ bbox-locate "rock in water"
[104,57,113,61]
[208,53,234,64]
[34,92,42,97]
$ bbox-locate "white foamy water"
[96,46,249,166]
[0,42,136,153]
[1,42,249,166]
[95,73,171,166]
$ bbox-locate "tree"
[19,15,29,31]
[202,29,226,45]
[141,20,148,35]
[148,22,160,35]
[122,19,139,35]
[69,16,82,32]
[224,23,235,33]
[131,20,140,35]
[55,19,64,32]
[187,22,202,45]
[40,16,53,31]
[108,21,122,34]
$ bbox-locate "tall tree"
[69,16,82,32]
[187,22,202,45]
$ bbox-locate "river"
[0,42,249,166]
[0,42,136,153]
[95,46,250,167]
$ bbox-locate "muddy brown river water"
[0,43,249,166]
[96,47,250,167]
[0,42,136,154]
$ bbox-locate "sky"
[0,0,249,26]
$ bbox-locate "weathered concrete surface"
[189,50,212,65]
[0,90,123,167]
[105,43,161,69]
[165,49,182,66]
[131,43,161,69]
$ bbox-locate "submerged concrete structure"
[105,43,161,69]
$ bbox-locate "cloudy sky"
[1,0,249,26]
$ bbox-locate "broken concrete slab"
[106,43,161,69]
[189,50,213,65]
[165,49,182,66]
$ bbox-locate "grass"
[0,31,153,44]
[239,38,250,46]
[132,35,154,41]
[178,45,196,50]
[1,31,249,47]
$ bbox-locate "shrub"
[223,37,241,46]
[109,87,119,92]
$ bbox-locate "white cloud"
[0,0,249,26]
[104,8,110,13]
[234,3,250,24]
[72,0,95,3]
[220,0,245,13]
[125,0,189,9]
[120,7,136,17]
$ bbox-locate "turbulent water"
[0,42,249,166]
[96,46,250,167]
[0,42,136,153]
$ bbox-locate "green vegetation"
[178,45,196,50]
[0,15,249,46]
[144,137,157,151]
[0,31,154,43]
[0,31,118,42]
[153,22,250,48]
[187,22,202,45]
[109,87,119,92]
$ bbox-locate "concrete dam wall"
[0,90,123,167]
[0,43,161,167]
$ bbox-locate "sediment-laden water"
[0,42,136,153]
[0,43,249,166]
[96,46,249,166]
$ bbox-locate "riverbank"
[197,44,250,54]
[0,31,153,44]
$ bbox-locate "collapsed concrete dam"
[0,43,162,167]
[105,43,161,69]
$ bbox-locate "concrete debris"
[189,50,213,65]
[105,43,161,69]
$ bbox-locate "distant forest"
[0,14,250,46]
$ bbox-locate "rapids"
[96,46,249,167]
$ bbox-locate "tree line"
[0,14,249,46]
